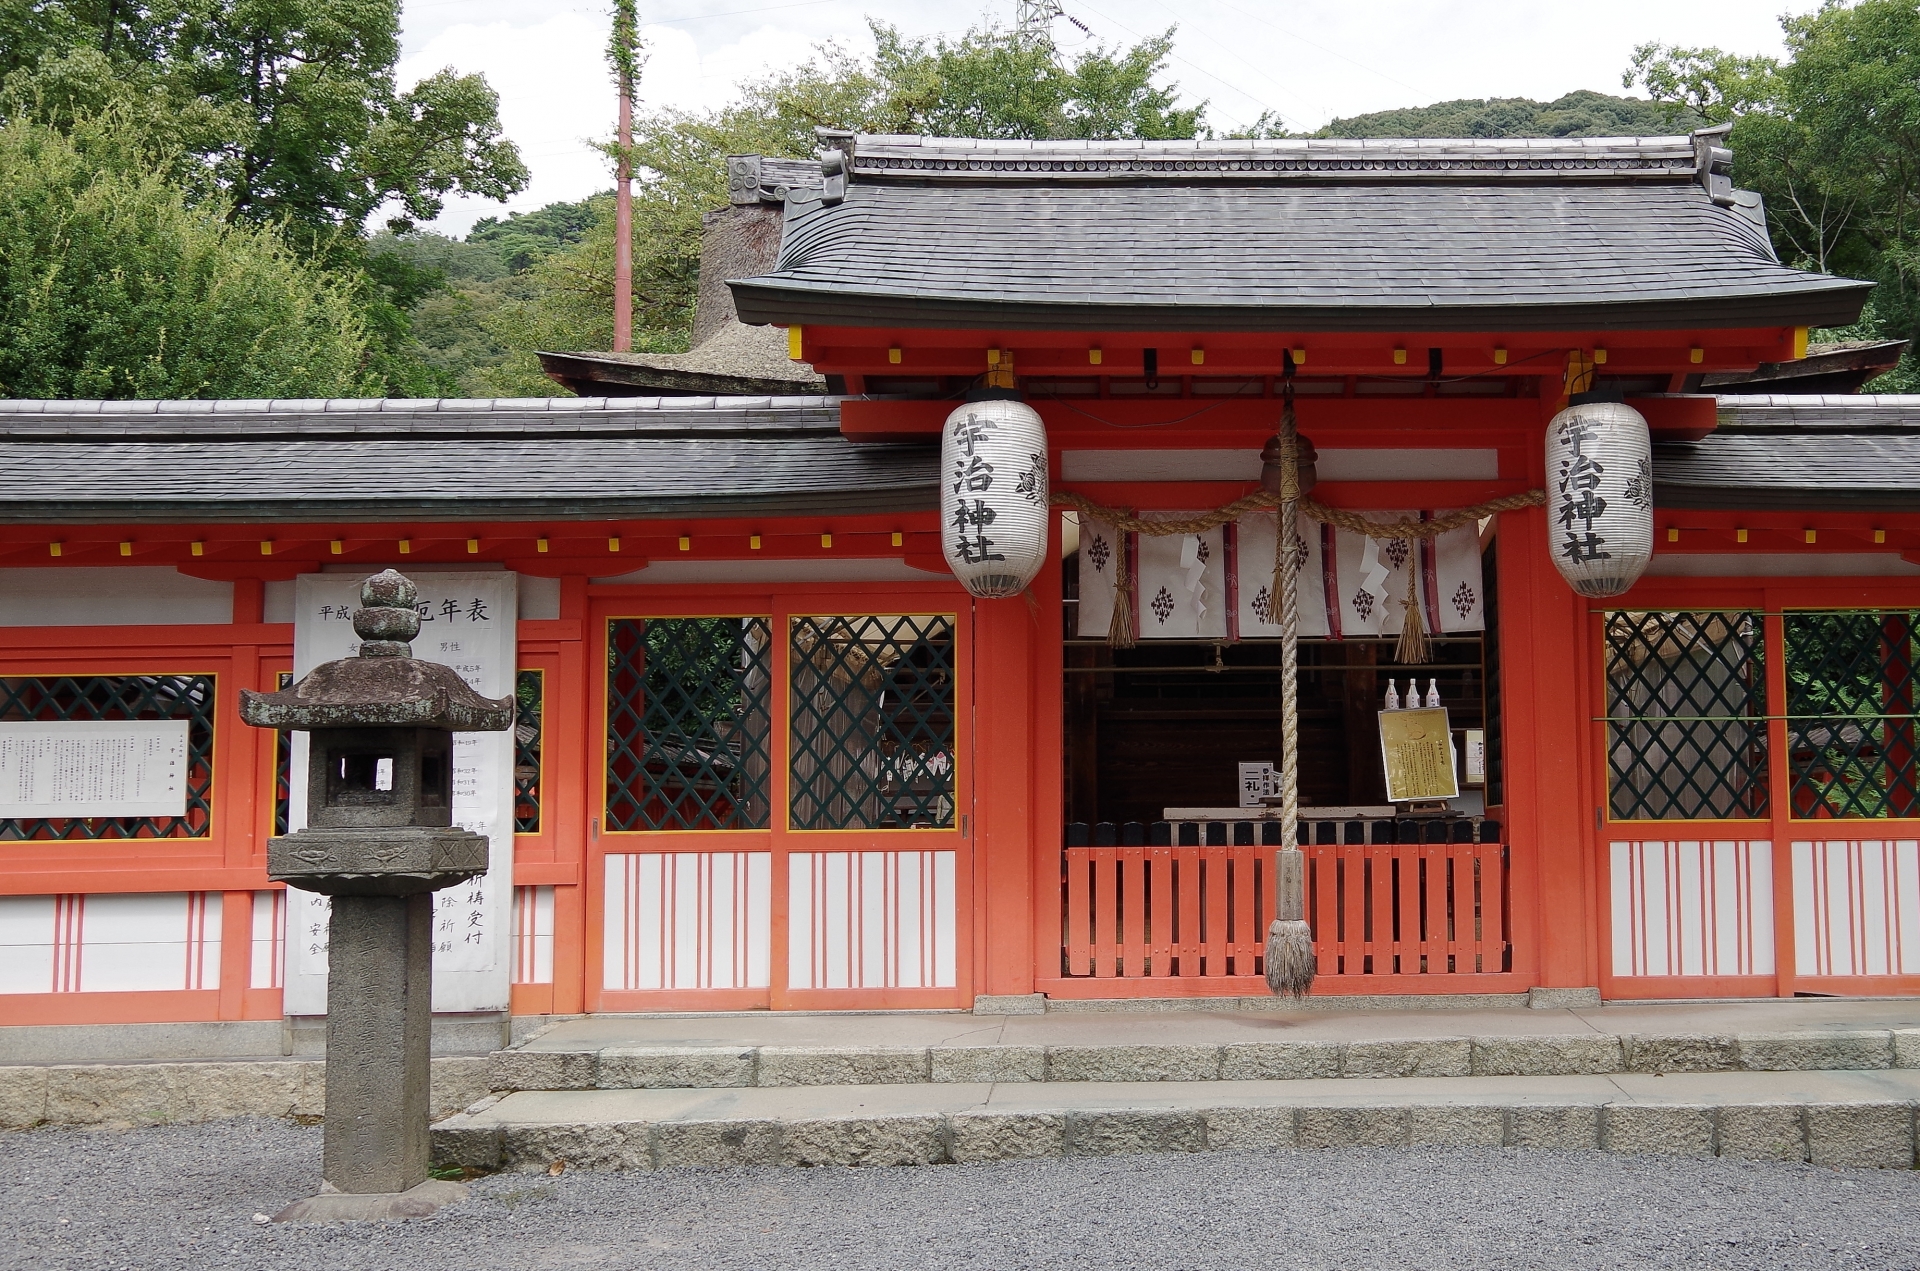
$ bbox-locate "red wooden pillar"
[1499,500,1601,991]
[975,544,1057,998]
[552,574,591,1015]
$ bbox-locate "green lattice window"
[1785,611,1920,818]
[0,674,216,840]
[514,669,543,833]
[1605,611,1768,820]
[790,615,956,830]
[605,618,771,830]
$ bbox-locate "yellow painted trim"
[787,325,804,361]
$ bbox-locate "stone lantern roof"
[238,569,514,732]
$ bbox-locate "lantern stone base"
[267,826,490,897]
[273,1179,470,1224]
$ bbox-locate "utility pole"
[609,1,641,353]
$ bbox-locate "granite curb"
[485,1029,1920,1091]
[430,1098,1920,1172]
[0,1057,488,1130]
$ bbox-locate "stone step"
[488,1027,1920,1092]
[0,1056,491,1130]
[434,1068,1920,1172]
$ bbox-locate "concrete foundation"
[273,1179,469,1223]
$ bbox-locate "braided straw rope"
[1266,399,1314,996]
[1278,412,1301,863]
[1053,435,1545,996]
[1050,488,1547,540]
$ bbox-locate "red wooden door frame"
[583,581,976,1012]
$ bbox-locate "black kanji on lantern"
[951,499,1005,564]
[951,454,995,494]
[1555,414,1611,564]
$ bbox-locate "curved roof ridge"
[844,132,1702,183]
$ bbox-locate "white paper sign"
[1237,760,1280,809]
[282,572,518,1014]
[0,721,189,817]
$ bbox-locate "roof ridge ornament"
[817,128,854,206]
[1693,123,1737,207]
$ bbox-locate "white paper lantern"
[940,398,1049,598]
[1545,400,1653,598]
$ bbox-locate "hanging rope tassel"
[1107,529,1136,650]
[1394,563,1432,665]
[1265,394,1315,998]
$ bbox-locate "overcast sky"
[397,0,1814,236]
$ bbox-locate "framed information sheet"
[0,720,190,818]
[1378,707,1460,802]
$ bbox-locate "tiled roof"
[729,131,1870,334]
[1654,395,1920,511]
[1,393,1912,523]
[0,398,936,523]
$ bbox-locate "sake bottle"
[1425,678,1441,708]
[1384,679,1400,711]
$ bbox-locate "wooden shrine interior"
[1061,523,1495,827]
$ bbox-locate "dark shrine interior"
[1062,524,1500,827]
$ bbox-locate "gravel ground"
[5,1119,1920,1271]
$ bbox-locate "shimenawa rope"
[1054,421,1544,995]
[1053,485,1545,664]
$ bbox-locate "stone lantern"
[239,569,513,1221]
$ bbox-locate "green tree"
[1628,1,1920,385]
[1,0,528,238]
[1,0,530,397]
[482,18,1204,382]
[0,113,375,398]
[1307,90,1701,141]
[467,198,597,273]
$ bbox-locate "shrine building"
[4,128,1920,1037]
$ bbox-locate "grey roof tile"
[0,398,933,522]
[1657,395,1920,510]
[734,180,1868,332]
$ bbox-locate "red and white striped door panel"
[1792,839,1920,977]
[1609,839,1775,978]
[250,889,286,989]
[788,850,956,990]
[512,885,555,985]
[603,852,771,991]
[0,892,221,993]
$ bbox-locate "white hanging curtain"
[1133,514,1228,640]
[1078,510,1486,641]
[1234,511,1330,639]
[1074,515,1120,638]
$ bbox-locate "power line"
[1135,0,1327,127]
[1064,0,1295,132]
[1204,0,1433,103]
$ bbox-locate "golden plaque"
[1378,707,1459,803]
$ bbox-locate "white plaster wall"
[1059,448,1499,483]
[1646,553,1920,577]
[595,559,948,585]
[0,567,233,626]
[269,571,559,620]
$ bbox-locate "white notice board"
[0,720,190,818]
[282,572,518,1014]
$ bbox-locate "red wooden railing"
[1061,819,1510,981]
